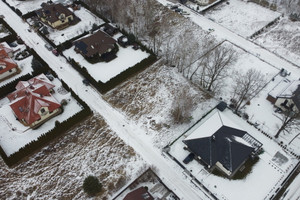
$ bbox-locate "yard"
[64,32,150,83]
[0,42,33,88]
[0,76,83,156]
[168,108,298,200]
[0,114,145,199]
[46,6,105,45]
[253,17,300,67]
[204,0,282,37]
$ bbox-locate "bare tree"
[194,46,237,92]
[231,69,266,113]
[171,88,194,124]
[275,110,300,138]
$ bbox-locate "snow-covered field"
[0,24,10,39]
[204,0,282,37]
[5,0,73,14]
[64,35,150,83]
[0,42,33,88]
[0,114,145,199]
[169,108,298,200]
[47,7,105,45]
[253,18,300,67]
[0,77,83,156]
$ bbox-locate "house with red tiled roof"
[0,42,19,82]
[8,74,62,129]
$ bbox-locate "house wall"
[30,107,61,127]
[50,15,73,29]
[0,67,17,81]
[275,98,299,112]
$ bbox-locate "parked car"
[82,79,90,86]
[44,43,53,51]
[183,153,195,164]
[52,49,59,56]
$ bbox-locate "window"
[9,69,12,72]
[41,108,45,113]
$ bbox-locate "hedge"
[1,107,91,167]
[0,18,18,44]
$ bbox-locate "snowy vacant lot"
[0,77,83,156]
[104,61,217,149]
[169,108,298,200]
[254,18,300,67]
[0,24,10,39]
[47,7,105,45]
[5,0,73,14]
[64,33,150,83]
[0,114,145,200]
[205,0,281,37]
[0,42,33,88]
[188,41,279,101]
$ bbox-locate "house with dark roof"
[123,187,154,200]
[0,42,19,82]
[183,111,262,178]
[35,3,76,29]
[7,74,62,129]
[73,30,117,62]
[267,78,300,113]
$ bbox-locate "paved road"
[0,1,211,199]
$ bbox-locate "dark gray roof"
[292,85,300,110]
[183,126,256,173]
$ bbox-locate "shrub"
[83,176,102,196]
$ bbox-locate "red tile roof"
[8,74,60,126]
[0,43,17,75]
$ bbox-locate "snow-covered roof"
[184,110,243,140]
[268,78,300,99]
[8,74,60,126]
[183,110,262,176]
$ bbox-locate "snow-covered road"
[0,2,210,199]
[157,0,300,77]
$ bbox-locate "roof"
[292,85,300,110]
[0,43,17,75]
[8,74,55,101]
[269,78,300,110]
[8,74,60,126]
[36,3,73,23]
[123,187,154,200]
[74,30,116,57]
[183,111,262,175]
